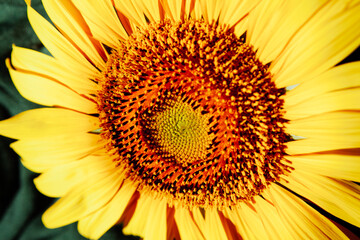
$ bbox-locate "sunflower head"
[1,0,359,239]
[97,18,291,209]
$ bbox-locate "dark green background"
[0,1,359,240]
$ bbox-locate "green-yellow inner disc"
[154,101,213,164]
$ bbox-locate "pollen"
[97,19,291,209]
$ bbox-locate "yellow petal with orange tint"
[286,154,360,182]
[27,3,98,76]
[203,209,228,240]
[264,185,348,239]
[73,0,129,48]
[248,0,327,64]
[285,88,360,120]
[282,170,360,228]
[0,108,99,140]
[12,133,102,173]
[192,207,206,234]
[252,195,292,240]
[126,0,163,23]
[142,199,167,240]
[174,207,205,240]
[78,180,136,239]
[7,59,97,114]
[199,0,223,22]
[286,137,359,155]
[122,194,150,238]
[159,0,185,21]
[284,62,360,107]
[224,204,268,240]
[271,1,360,88]
[123,194,167,240]
[11,46,98,95]
[287,111,360,136]
[42,168,122,228]
[42,0,106,69]
[189,0,203,20]
[285,111,360,154]
[34,154,115,197]
[220,0,260,30]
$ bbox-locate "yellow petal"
[0,108,99,140]
[7,59,97,114]
[192,207,206,234]
[123,194,167,240]
[34,154,115,197]
[264,185,348,239]
[286,136,360,155]
[286,154,360,182]
[114,0,147,27]
[247,0,327,64]
[284,88,360,120]
[217,211,243,240]
[123,0,163,23]
[78,180,136,240]
[286,138,359,155]
[12,133,103,173]
[287,111,360,139]
[167,207,180,240]
[174,207,205,240]
[285,111,360,154]
[160,0,185,21]
[27,3,98,77]
[233,19,248,41]
[220,0,260,30]
[73,0,129,48]
[284,62,360,107]
[270,1,360,88]
[282,170,360,228]
[11,45,98,95]
[189,0,203,20]
[42,0,106,70]
[199,0,223,22]
[138,0,163,23]
[42,168,122,228]
[122,194,150,238]
[252,195,293,240]
[223,204,268,240]
[143,198,167,240]
[203,208,228,240]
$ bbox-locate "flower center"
[141,99,213,164]
[97,19,291,209]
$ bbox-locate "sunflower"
[1,0,359,239]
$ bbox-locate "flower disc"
[141,99,214,164]
[97,19,291,208]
